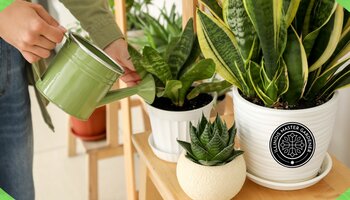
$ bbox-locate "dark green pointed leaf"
[282,26,308,105]
[167,19,195,78]
[128,44,148,79]
[200,123,212,145]
[302,0,337,57]
[196,10,249,93]
[158,80,182,105]
[178,59,215,106]
[309,6,343,71]
[177,140,193,155]
[211,145,234,162]
[187,80,232,100]
[223,0,259,61]
[199,0,223,21]
[197,114,209,134]
[243,0,288,80]
[191,141,212,161]
[206,131,226,156]
[142,46,172,85]
[283,0,301,27]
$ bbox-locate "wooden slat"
[182,0,198,29]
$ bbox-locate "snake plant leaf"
[276,59,289,97]
[283,0,301,27]
[199,0,223,22]
[282,26,308,104]
[196,9,241,88]
[223,0,259,62]
[167,18,195,78]
[309,6,343,72]
[177,59,215,106]
[302,0,337,57]
[293,0,312,35]
[243,0,288,80]
[327,25,350,67]
[306,58,350,99]
[179,36,202,77]
[157,80,182,105]
[128,44,148,79]
[320,64,350,99]
[247,61,262,98]
[164,36,180,61]
[187,80,232,100]
[142,46,172,85]
[206,130,227,156]
[196,10,250,94]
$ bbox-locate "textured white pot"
[146,96,215,162]
[232,88,339,183]
[177,153,246,200]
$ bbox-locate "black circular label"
[269,122,315,168]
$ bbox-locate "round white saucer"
[247,153,332,190]
[148,133,180,163]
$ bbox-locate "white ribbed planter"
[176,153,246,200]
[146,96,215,162]
[232,88,339,185]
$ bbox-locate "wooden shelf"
[132,115,350,200]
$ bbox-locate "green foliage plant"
[197,0,350,108]
[177,114,243,166]
[129,18,231,107]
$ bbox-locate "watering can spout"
[97,74,155,107]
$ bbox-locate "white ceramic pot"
[146,96,215,162]
[232,88,339,184]
[176,153,246,200]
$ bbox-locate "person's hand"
[0,0,66,63]
[104,38,141,86]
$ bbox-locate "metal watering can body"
[35,33,155,120]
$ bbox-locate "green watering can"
[35,33,155,120]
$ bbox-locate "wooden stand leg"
[88,152,98,200]
[139,160,161,200]
[68,127,77,157]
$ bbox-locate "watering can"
[34,33,155,120]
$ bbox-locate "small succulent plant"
[177,115,243,166]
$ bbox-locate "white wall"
[329,88,350,167]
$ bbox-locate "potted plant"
[196,0,350,187]
[176,115,245,200]
[129,18,231,162]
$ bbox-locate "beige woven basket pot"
[232,87,339,184]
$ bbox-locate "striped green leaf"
[187,80,232,100]
[199,0,223,22]
[167,18,195,78]
[223,0,259,62]
[243,0,288,80]
[309,5,343,71]
[128,44,148,79]
[206,130,226,156]
[142,46,172,85]
[196,10,250,95]
[282,26,308,104]
[211,145,234,162]
[158,80,182,105]
[327,25,350,68]
[320,64,350,99]
[178,59,215,106]
[283,0,301,27]
[302,0,336,57]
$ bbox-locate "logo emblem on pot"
[269,122,315,168]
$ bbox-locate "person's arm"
[60,0,140,86]
[0,0,65,63]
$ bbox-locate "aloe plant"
[129,18,231,107]
[177,115,243,166]
[197,0,350,108]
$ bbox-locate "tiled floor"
[30,87,141,200]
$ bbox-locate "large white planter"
[146,96,215,162]
[176,153,246,200]
[232,88,339,185]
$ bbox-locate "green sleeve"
[59,0,124,49]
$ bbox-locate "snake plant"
[129,18,231,107]
[197,0,350,108]
[177,115,243,166]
